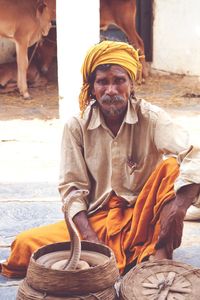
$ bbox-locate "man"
[1,41,200,278]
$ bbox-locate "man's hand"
[73,211,101,244]
[81,230,100,244]
[156,183,200,257]
[155,200,186,257]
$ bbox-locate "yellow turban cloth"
[79,40,143,116]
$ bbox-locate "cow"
[0,0,56,99]
[100,0,148,80]
[0,61,47,94]
[34,26,57,75]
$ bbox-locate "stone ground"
[0,73,200,299]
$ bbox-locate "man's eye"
[96,79,107,85]
[115,78,125,84]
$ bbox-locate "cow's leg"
[15,41,31,99]
[108,0,149,79]
[118,26,148,80]
[0,74,13,87]
[0,82,18,94]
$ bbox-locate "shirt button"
[113,141,117,146]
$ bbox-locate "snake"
[36,191,109,270]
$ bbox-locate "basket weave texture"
[119,259,200,300]
[17,279,117,300]
[17,241,119,300]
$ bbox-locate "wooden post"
[56,1,100,121]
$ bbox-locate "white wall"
[152,0,200,76]
[56,1,100,121]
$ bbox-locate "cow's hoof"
[23,94,32,100]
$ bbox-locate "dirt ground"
[0,73,199,121]
[0,81,59,121]
[136,72,200,111]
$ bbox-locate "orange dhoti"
[1,157,179,278]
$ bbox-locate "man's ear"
[131,81,134,90]
[90,88,95,99]
[130,81,135,96]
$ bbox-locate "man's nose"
[106,84,117,95]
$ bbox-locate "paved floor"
[0,75,200,299]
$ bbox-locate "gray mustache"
[100,95,125,104]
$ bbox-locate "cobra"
[36,191,108,270]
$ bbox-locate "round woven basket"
[17,278,117,300]
[24,241,119,296]
[119,259,200,300]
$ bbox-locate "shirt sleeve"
[58,119,91,218]
[175,146,200,207]
[154,109,200,205]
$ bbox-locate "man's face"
[92,65,133,120]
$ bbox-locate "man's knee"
[12,227,39,252]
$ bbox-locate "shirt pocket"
[124,154,156,192]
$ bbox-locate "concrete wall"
[152,0,200,76]
[57,0,99,121]
[0,38,15,64]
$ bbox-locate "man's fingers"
[156,202,185,252]
[173,223,183,249]
[155,237,165,250]
[155,223,170,248]
[155,233,174,256]
[156,221,183,251]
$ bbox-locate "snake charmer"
[1,40,200,278]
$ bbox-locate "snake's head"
[62,189,89,214]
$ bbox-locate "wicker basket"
[17,241,119,298]
[17,278,117,300]
[119,259,200,300]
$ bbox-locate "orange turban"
[79,40,143,116]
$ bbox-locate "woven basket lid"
[120,259,200,300]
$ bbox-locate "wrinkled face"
[92,65,133,120]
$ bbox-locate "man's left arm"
[154,110,200,207]
[153,109,200,254]
[156,183,200,255]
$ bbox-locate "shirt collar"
[86,98,138,130]
[85,100,102,130]
[124,98,138,124]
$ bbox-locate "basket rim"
[30,241,117,274]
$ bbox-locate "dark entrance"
[136,0,153,62]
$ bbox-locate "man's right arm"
[73,211,100,243]
[59,121,91,216]
[59,121,100,241]
[62,189,100,243]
